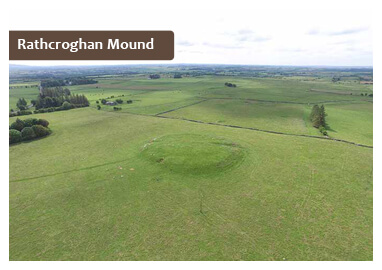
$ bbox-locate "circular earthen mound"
[140,134,244,174]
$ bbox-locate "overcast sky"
[9,6,373,67]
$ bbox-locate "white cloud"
[307,26,369,36]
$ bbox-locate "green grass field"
[9,86,39,110]
[9,75,373,260]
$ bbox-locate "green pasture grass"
[101,98,201,115]
[9,82,40,87]
[164,99,319,135]
[9,86,39,110]
[183,77,370,103]
[325,102,373,146]
[10,108,372,260]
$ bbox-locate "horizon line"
[9,63,373,68]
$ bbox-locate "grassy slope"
[10,108,372,260]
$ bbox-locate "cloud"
[330,39,355,45]
[237,35,272,42]
[278,48,306,53]
[306,28,320,35]
[329,27,369,35]
[177,50,203,54]
[224,29,272,43]
[307,26,369,36]
[202,42,244,49]
[237,29,254,35]
[177,40,195,46]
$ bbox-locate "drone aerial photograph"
[5,0,378,266]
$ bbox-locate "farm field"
[9,68,373,260]
[9,86,39,110]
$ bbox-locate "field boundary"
[199,97,369,105]
[155,99,208,116]
[97,108,373,149]
[156,115,373,148]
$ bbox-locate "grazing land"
[9,65,373,260]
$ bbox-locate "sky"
[8,5,373,67]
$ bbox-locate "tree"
[10,118,25,131]
[23,118,39,127]
[310,105,320,128]
[61,101,72,110]
[21,127,36,141]
[9,129,22,144]
[224,82,236,87]
[318,105,327,127]
[149,74,160,79]
[44,97,54,108]
[32,125,51,137]
[16,98,27,110]
[310,104,327,128]
[36,119,49,127]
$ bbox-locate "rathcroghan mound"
[140,134,245,174]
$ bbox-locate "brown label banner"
[9,31,174,60]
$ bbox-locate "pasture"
[9,74,373,260]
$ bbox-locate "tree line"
[40,78,97,88]
[11,86,90,117]
[35,87,89,110]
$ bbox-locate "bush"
[32,125,51,137]
[36,119,49,127]
[21,127,36,141]
[10,118,25,131]
[224,82,237,87]
[9,129,22,144]
[9,110,33,117]
[101,99,107,105]
[23,118,39,127]
[97,105,101,110]
[61,101,72,110]
[115,99,123,104]
[20,110,32,116]
[126,100,133,104]
[35,108,54,114]
[96,100,99,104]
[113,107,122,111]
